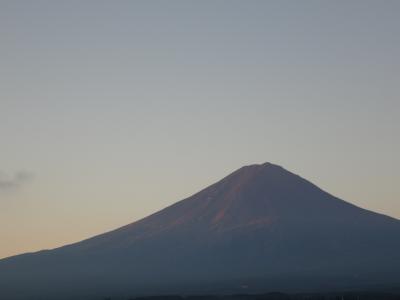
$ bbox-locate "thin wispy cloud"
[0,171,34,190]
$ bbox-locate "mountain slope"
[1,163,399,299]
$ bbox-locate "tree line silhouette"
[118,292,400,300]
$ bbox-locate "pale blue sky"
[0,0,399,258]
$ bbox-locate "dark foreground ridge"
[127,291,400,300]
[1,163,400,300]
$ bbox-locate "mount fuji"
[1,163,399,299]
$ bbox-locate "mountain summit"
[1,163,399,299]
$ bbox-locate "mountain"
[1,163,399,299]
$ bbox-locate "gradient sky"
[1,0,399,259]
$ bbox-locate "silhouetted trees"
[127,292,400,300]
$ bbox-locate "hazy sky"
[1,0,399,259]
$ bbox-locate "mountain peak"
[220,162,297,192]
[239,161,282,170]
[234,162,291,176]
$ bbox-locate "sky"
[0,0,399,259]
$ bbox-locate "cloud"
[0,171,34,190]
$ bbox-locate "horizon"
[1,161,398,260]
[1,0,399,264]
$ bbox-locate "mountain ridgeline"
[0,163,399,299]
